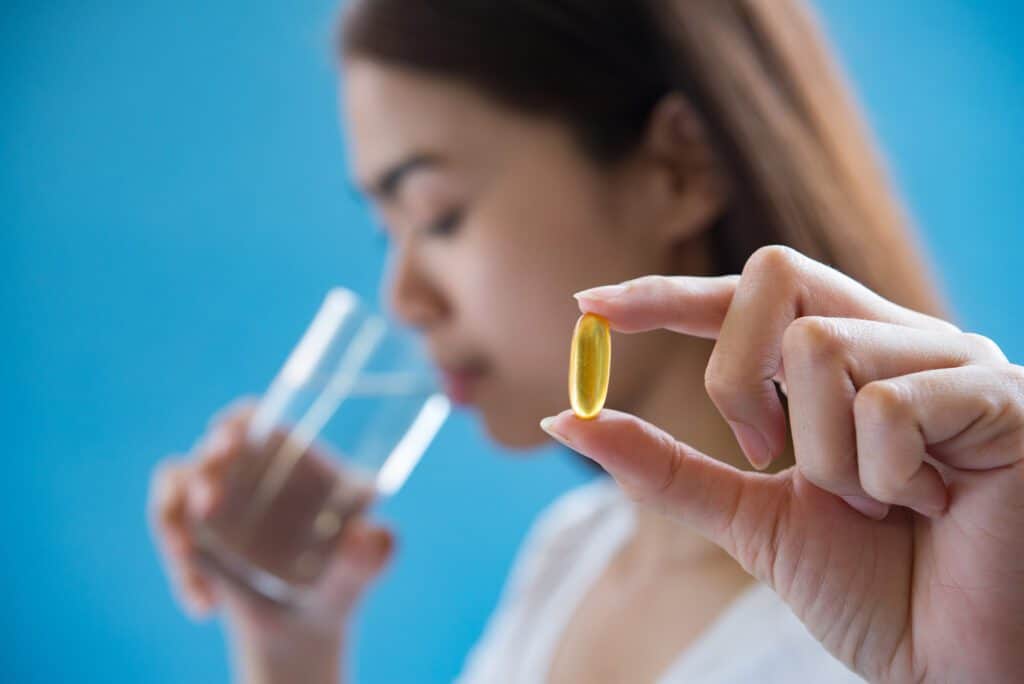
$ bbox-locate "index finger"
[574,249,954,339]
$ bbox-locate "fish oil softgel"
[568,313,611,419]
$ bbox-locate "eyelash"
[372,208,464,246]
[425,208,464,237]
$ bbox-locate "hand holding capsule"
[541,245,1024,683]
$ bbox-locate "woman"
[150,1,1024,681]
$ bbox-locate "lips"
[438,363,487,405]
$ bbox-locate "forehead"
[341,60,528,185]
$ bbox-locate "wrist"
[231,622,345,684]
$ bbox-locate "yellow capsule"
[568,313,611,420]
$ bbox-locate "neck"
[616,332,768,570]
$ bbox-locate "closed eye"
[425,208,464,238]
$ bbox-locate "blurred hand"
[148,401,393,680]
[542,245,1024,683]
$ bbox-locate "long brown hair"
[340,0,952,322]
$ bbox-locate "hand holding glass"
[192,288,450,608]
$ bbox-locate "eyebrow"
[364,153,441,201]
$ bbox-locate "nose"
[381,241,447,331]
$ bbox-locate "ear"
[633,93,729,246]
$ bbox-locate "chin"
[476,405,551,451]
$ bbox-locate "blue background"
[3,1,1022,682]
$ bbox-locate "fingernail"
[729,421,771,470]
[573,283,628,302]
[540,416,572,446]
[842,495,890,520]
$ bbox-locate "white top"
[456,478,865,683]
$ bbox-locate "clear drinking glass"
[193,287,450,608]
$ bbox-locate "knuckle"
[1007,364,1024,399]
[931,317,963,335]
[745,245,803,283]
[703,362,739,410]
[656,435,687,496]
[782,316,849,367]
[971,369,1009,417]
[854,380,909,424]
[963,332,1008,364]
[999,365,1024,425]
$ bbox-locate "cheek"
[458,175,627,322]
[440,233,578,434]
[465,251,575,394]
[458,267,570,448]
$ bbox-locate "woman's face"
[343,60,711,448]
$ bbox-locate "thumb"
[540,408,788,576]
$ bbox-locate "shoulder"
[456,478,627,683]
